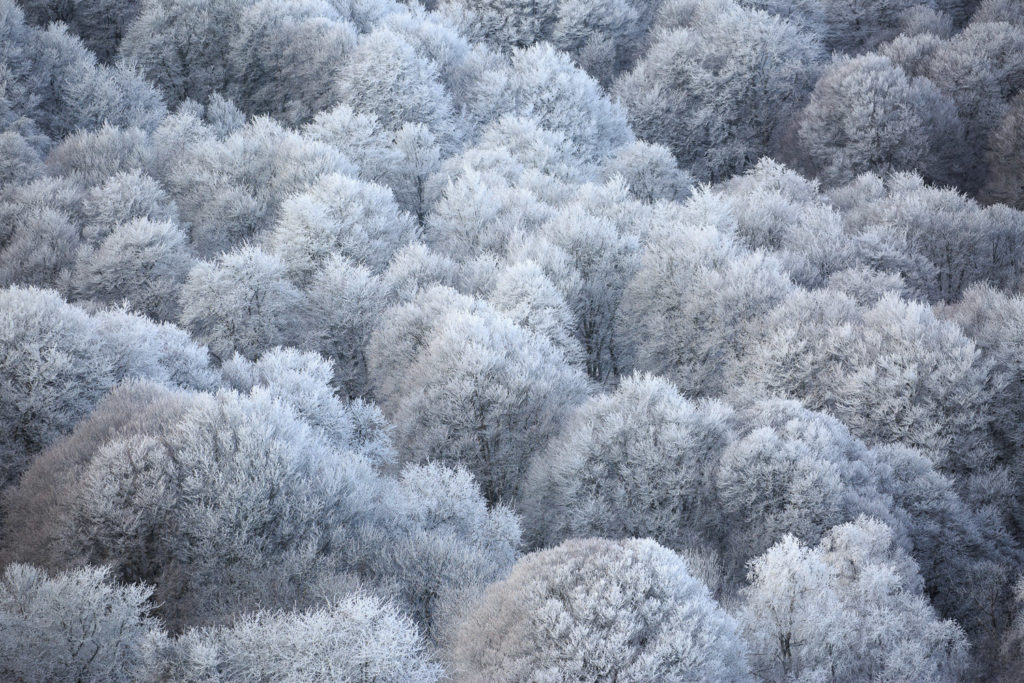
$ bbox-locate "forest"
[1,0,1023,680]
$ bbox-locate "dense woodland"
[1,0,1024,679]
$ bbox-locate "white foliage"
[167,592,442,682]
[0,564,164,683]
[741,518,969,682]
[450,538,753,682]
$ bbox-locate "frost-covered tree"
[4,361,517,634]
[716,159,853,287]
[302,101,446,221]
[36,38,165,137]
[45,124,150,187]
[755,0,964,50]
[0,130,44,187]
[19,0,143,61]
[220,348,394,466]
[738,290,1000,496]
[523,373,733,548]
[79,170,178,243]
[450,538,752,682]
[550,0,644,85]
[42,387,380,627]
[179,246,303,362]
[826,266,908,305]
[526,379,906,582]
[511,182,646,383]
[826,178,941,301]
[601,140,695,203]
[335,28,459,149]
[367,286,487,414]
[922,21,1023,189]
[898,4,954,38]
[443,0,647,86]
[834,171,1024,302]
[532,373,917,586]
[391,302,590,502]
[973,0,1024,26]
[472,113,585,189]
[304,103,404,183]
[797,54,963,186]
[392,123,442,226]
[615,0,821,181]
[0,381,196,569]
[736,0,825,35]
[164,592,442,681]
[0,564,163,683]
[941,20,1024,100]
[0,202,80,289]
[818,0,919,52]
[740,517,969,682]
[868,443,1021,666]
[265,172,414,281]
[1001,576,1024,681]
[508,43,632,163]
[380,5,480,95]
[301,256,388,397]
[0,294,209,479]
[71,218,192,321]
[90,308,219,393]
[0,287,112,487]
[445,0,559,50]
[2,173,85,218]
[984,92,1024,209]
[715,400,900,573]
[880,32,946,77]
[119,0,247,106]
[424,165,553,258]
[615,213,793,397]
[363,461,521,633]
[155,114,353,255]
[487,260,585,366]
[0,1,165,138]
[201,93,246,137]
[945,284,1024,526]
[381,242,459,303]
[983,204,1024,293]
[227,0,357,124]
